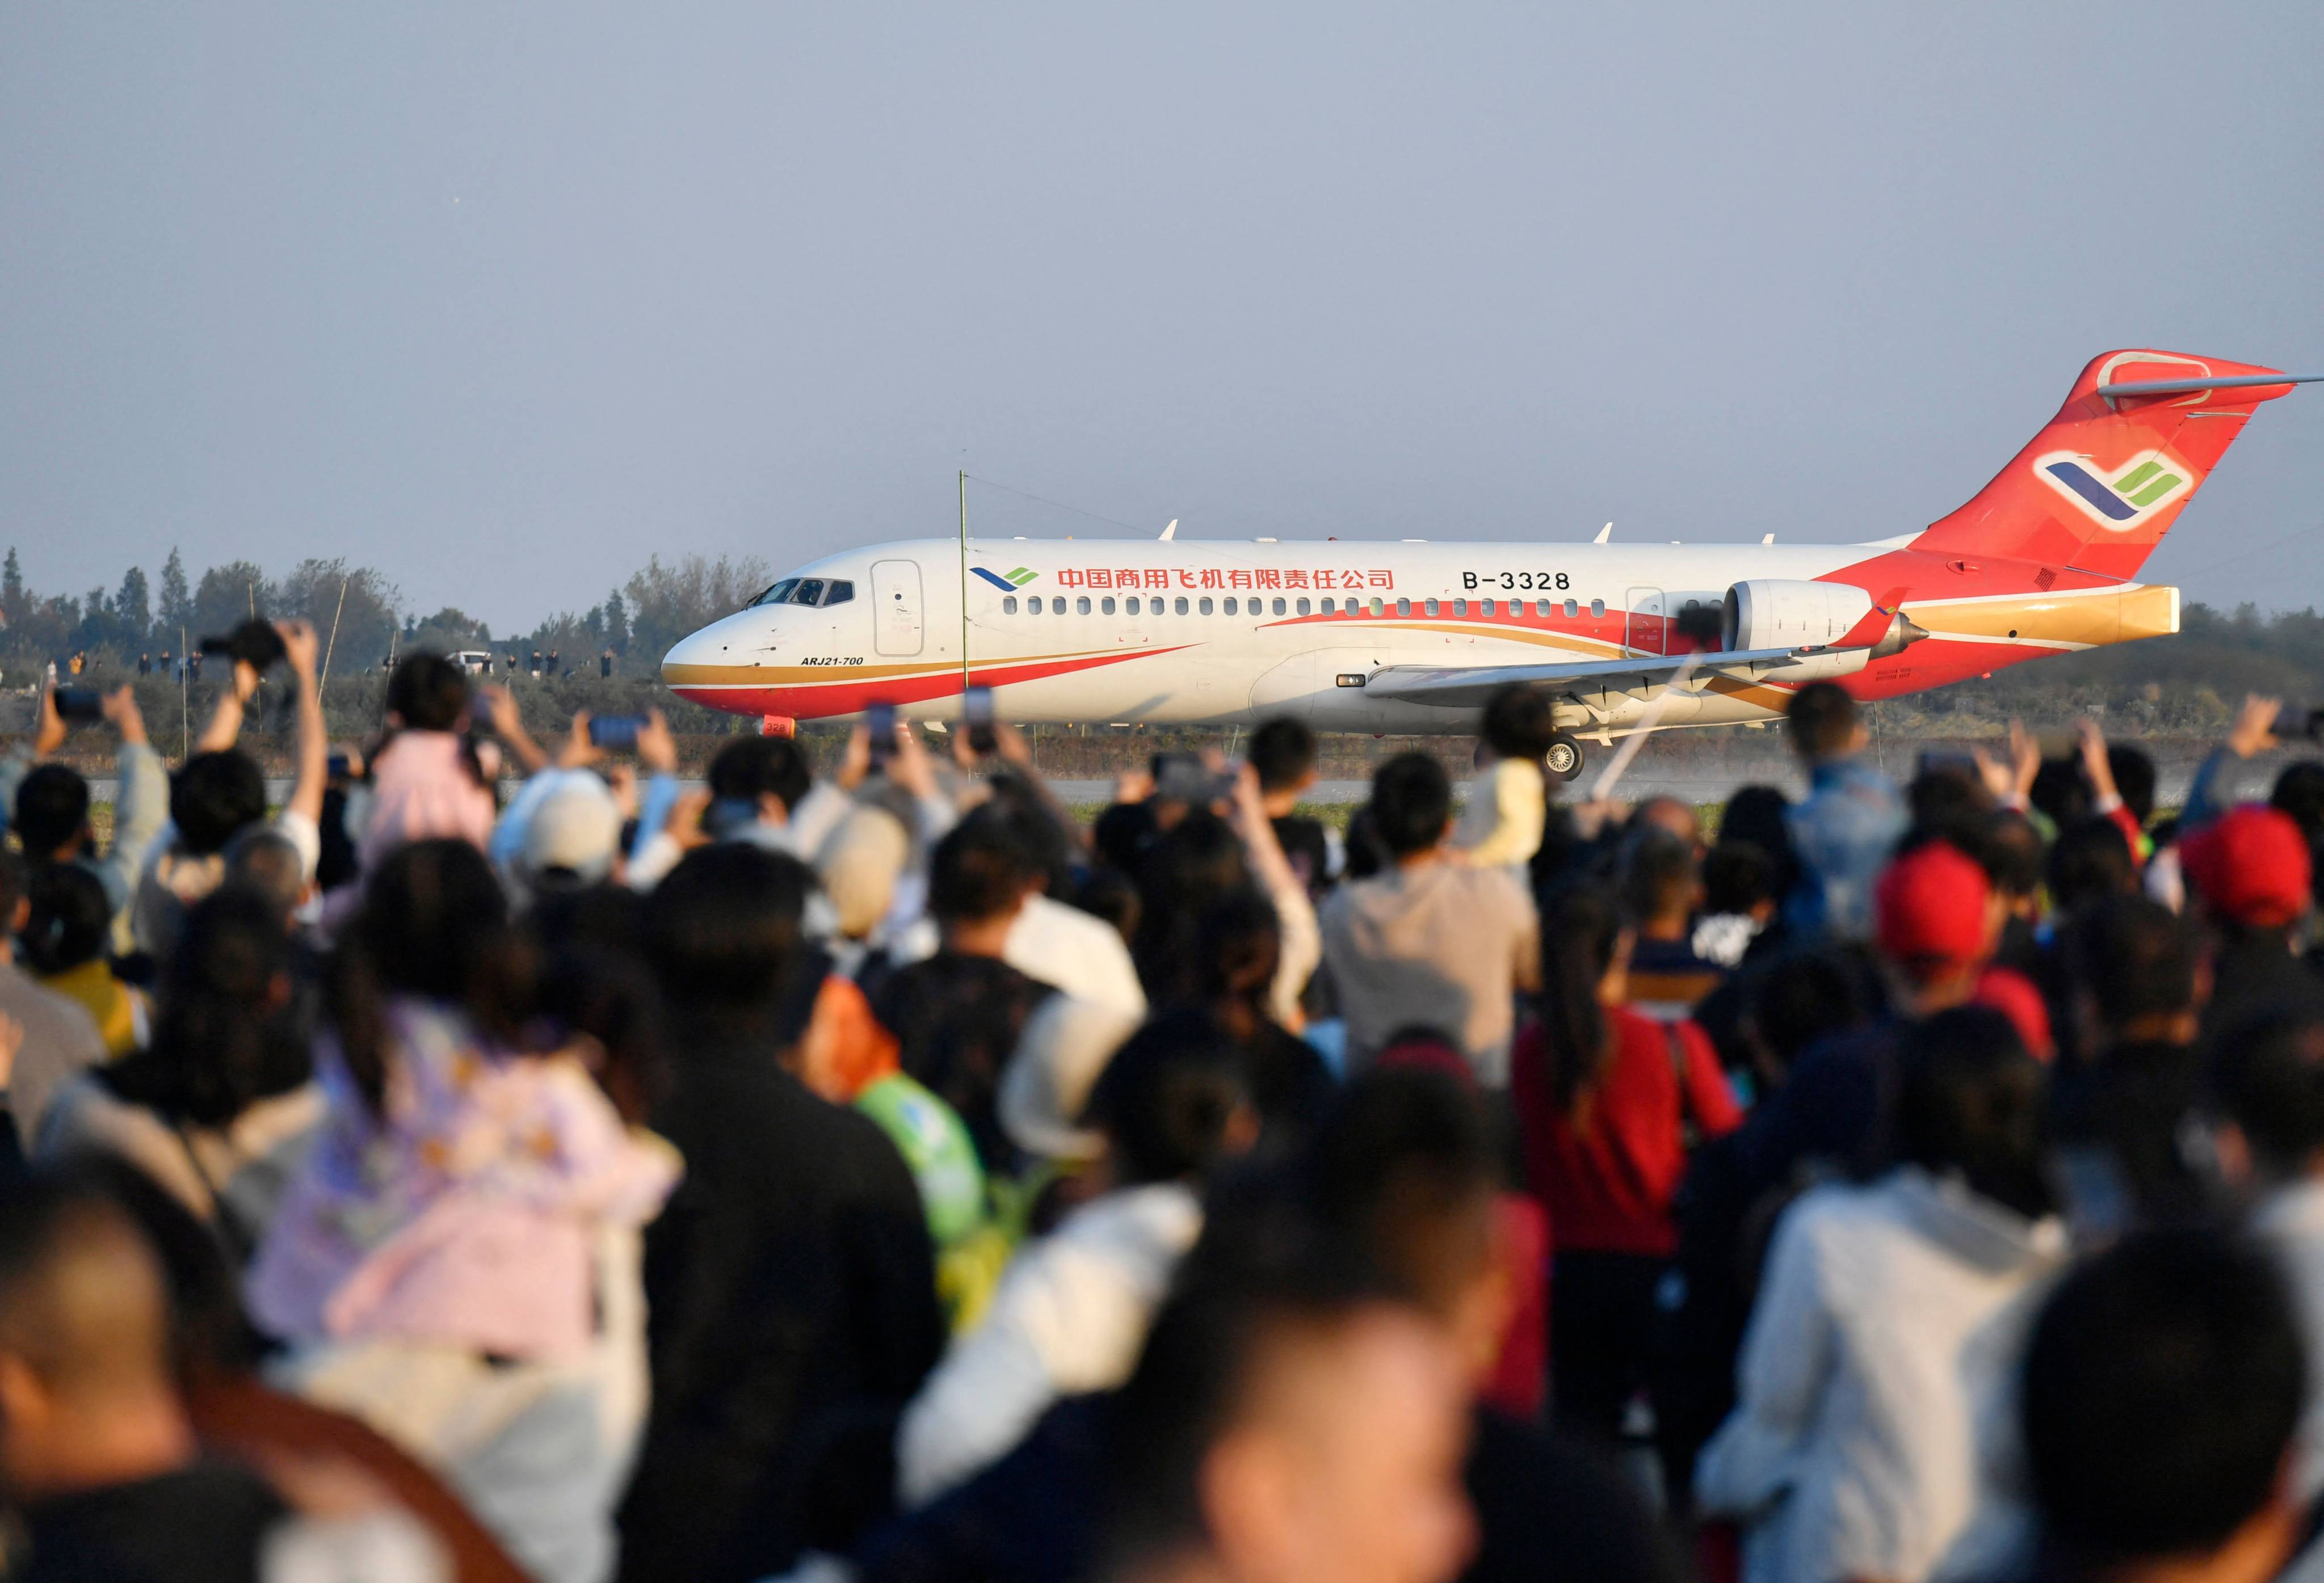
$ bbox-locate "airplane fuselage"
[659,533,2178,736]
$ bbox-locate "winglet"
[1594,522,1612,545]
[1159,519,1178,541]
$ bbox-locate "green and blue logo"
[2036,449,2195,530]
[972,565,1040,592]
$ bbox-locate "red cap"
[1875,841,1994,978]
[2181,805,2313,929]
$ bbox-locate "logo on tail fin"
[2033,450,2196,531]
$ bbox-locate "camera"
[197,618,288,673]
[52,688,104,726]
[587,715,645,750]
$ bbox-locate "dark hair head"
[2066,896,2200,1035]
[1342,803,1389,882]
[2030,755,2095,830]
[1102,1239,1407,1571]
[538,944,666,1125]
[14,765,91,860]
[642,843,812,1025]
[2110,744,2158,827]
[2047,816,2136,915]
[1620,827,1698,927]
[1247,717,1318,794]
[1071,866,1142,946]
[1785,682,1858,760]
[1896,1005,2049,1219]
[1370,753,1453,858]
[386,652,470,733]
[222,826,307,919]
[1702,840,1775,916]
[114,886,308,1127]
[1746,948,1875,1078]
[928,807,1037,926]
[1908,763,1993,830]
[706,735,813,816]
[1536,883,1623,1115]
[1133,810,1251,993]
[1082,1009,1253,1186]
[1981,811,2045,901]
[2023,1230,2302,1567]
[2208,1008,2324,1176]
[1719,785,1798,896]
[2273,763,2324,898]
[330,840,533,1111]
[170,751,266,856]
[1479,685,1560,763]
[20,862,111,976]
[1309,1065,1499,1317]
[0,1168,173,1392]
[1193,886,1283,1012]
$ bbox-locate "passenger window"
[752,579,799,608]
[1319,597,1334,614]
[1102,596,1116,614]
[1003,596,1018,614]
[1591,599,1606,617]
[1397,598,1412,617]
[1176,596,1190,614]
[1295,597,1310,615]
[1371,597,1385,617]
[1028,596,1043,614]
[1536,599,1550,617]
[1564,598,1578,618]
[1126,596,1140,614]
[1077,596,1092,614]
[1223,597,1238,616]
[822,580,854,607]
[793,579,826,606]
[1199,597,1214,615]
[1478,598,1493,616]
[1272,597,1287,616]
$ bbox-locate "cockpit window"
[792,578,827,607]
[822,580,854,607]
[751,579,800,608]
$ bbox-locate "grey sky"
[5,2,2321,637]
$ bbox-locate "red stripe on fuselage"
[669,644,1199,719]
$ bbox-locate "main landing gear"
[1544,733,1585,782]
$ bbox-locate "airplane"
[662,350,2320,778]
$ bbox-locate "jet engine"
[1721,579,1926,658]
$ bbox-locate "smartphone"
[52,688,104,726]
[326,752,352,781]
[1917,749,1979,780]
[963,685,998,755]
[587,715,645,750]
[865,700,898,765]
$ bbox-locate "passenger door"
[871,560,924,656]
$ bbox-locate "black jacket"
[618,1037,945,1583]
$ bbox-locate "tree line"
[0,549,771,681]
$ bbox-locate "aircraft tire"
[1545,734,1585,781]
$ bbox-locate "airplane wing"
[1360,640,1877,710]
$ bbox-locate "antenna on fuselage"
[1594,522,1612,544]
[1159,519,1178,541]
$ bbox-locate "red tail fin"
[1911,350,2304,580]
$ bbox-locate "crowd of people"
[3,616,2324,1583]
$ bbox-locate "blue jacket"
[1783,757,1907,941]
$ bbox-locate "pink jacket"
[359,732,497,873]
[246,999,680,1360]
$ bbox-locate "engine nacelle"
[1721,579,1875,651]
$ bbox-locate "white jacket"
[1697,1168,2066,1583]
[896,1182,1200,1505]
[1005,893,1148,1019]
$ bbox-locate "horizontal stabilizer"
[2096,372,2323,398]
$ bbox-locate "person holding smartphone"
[0,676,169,960]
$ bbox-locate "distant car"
[452,650,494,676]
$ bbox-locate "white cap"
[816,805,911,940]
[523,774,623,883]
[998,993,1143,1162]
